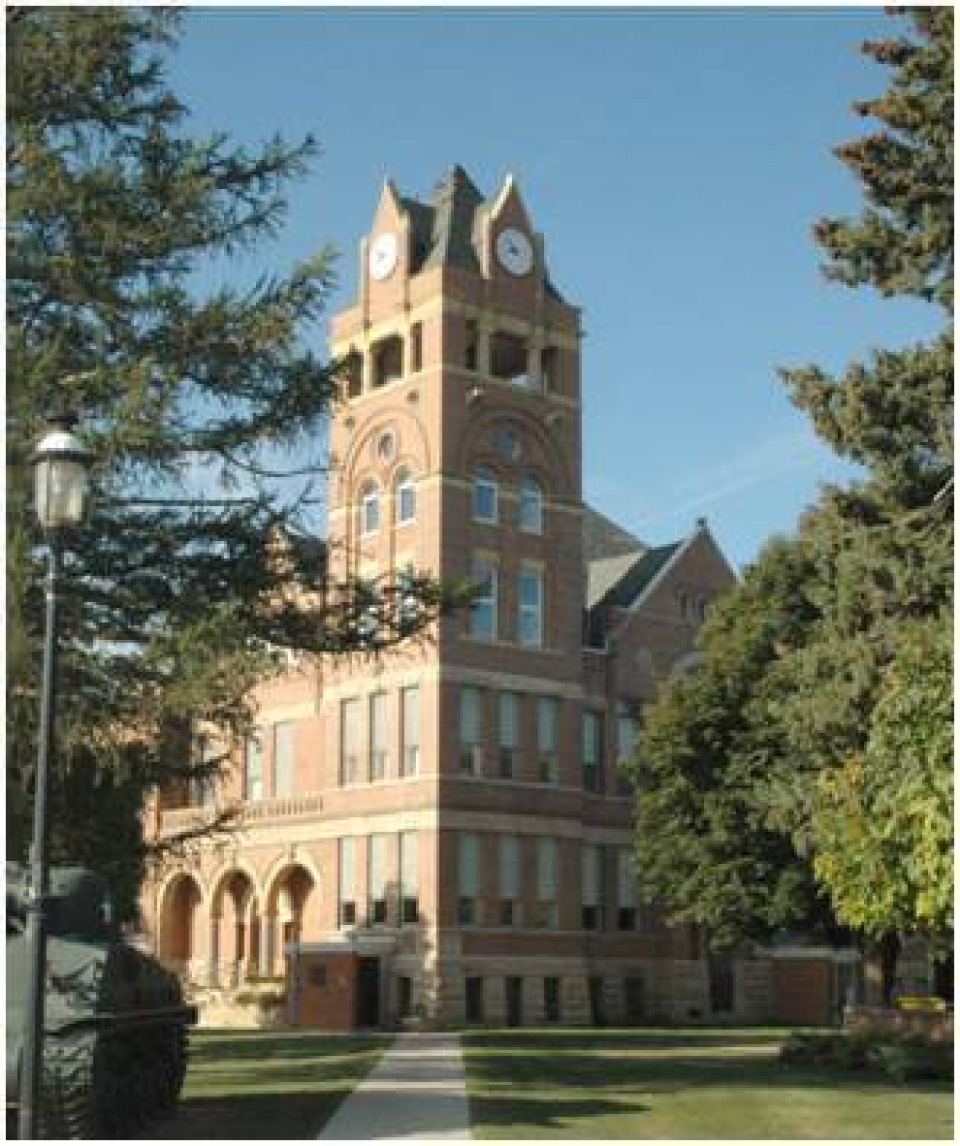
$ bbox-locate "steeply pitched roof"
[586,550,644,611]
[605,541,683,610]
[582,504,646,563]
[395,165,564,299]
[421,165,485,274]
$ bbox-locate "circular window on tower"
[376,430,396,463]
[494,424,521,461]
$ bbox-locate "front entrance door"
[356,956,380,1028]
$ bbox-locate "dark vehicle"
[6,864,197,1138]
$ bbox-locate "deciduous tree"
[632,8,952,961]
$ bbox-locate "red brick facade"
[141,167,854,1030]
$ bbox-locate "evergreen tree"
[7,8,452,916]
[632,8,952,957]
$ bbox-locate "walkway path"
[317,1031,471,1140]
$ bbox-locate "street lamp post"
[20,416,92,1141]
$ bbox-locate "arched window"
[360,481,380,535]
[394,467,417,525]
[519,474,543,533]
[473,466,498,523]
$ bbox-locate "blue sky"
[168,5,939,569]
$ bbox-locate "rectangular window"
[536,838,559,929]
[490,330,529,386]
[400,831,419,924]
[536,697,559,784]
[470,557,497,641]
[340,698,361,785]
[399,975,414,1018]
[369,834,388,925]
[459,686,482,775]
[410,321,423,373]
[465,976,484,1023]
[582,711,603,793]
[369,692,388,781]
[472,472,498,524]
[618,847,638,931]
[458,833,479,925]
[339,837,356,927]
[582,843,604,931]
[498,692,518,778]
[244,733,263,801]
[372,333,403,387]
[401,686,420,776]
[543,976,561,1023]
[616,701,639,796]
[500,835,521,926]
[273,721,295,797]
[518,565,543,648]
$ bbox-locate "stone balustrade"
[159,792,324,835]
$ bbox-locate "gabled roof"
[586,551,644,611]
[603,541,683,611]
[582,504,646,563]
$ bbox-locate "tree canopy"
[631,7,952,953]
[6,8,453,914]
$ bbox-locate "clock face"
[495,227,533,276]
[369,231,398,281]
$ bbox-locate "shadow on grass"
[148,1090,352,1139]
[139,1031,388,1139]
[466,1091,651,1137]
[464,1028,798,1052]
[187,1030,386,1065]
[462,1031,952,1098]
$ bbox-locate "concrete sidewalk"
[317,1031,471,1140]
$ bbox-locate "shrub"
[869,1037,953,1082]
[781,1030,953,1082]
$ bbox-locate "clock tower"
[325,166,588,1020]
[145,164,745,1030]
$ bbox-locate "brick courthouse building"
[142,167,857,1028]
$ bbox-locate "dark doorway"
[465,976,484,1024]
[398,975,413,1019]
[589,976,606,1026]
[356,956,380,1027]
[933,952,953,1003]
[624,976,645,1025]
[709,954,735,1014]
[506,977,523,1027]
[543,976,561,1023]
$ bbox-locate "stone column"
[477,316,492,377]
[259,914,274,978]
[207,914,221,988]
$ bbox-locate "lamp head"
[30,414,92,531]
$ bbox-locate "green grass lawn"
[462,1028,955,1139]
[148,1029,389,1139]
